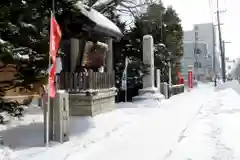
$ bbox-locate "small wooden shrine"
[56,2,123,116]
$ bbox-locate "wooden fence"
[56,72,115,93]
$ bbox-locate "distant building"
[181,23,221,81]
[181,42,212,81]
[231,58,240,78]
[226,58,236,79]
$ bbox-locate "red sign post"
[188,65,193,88]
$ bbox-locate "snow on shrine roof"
[73,1,123,40]
[0,39,5,44]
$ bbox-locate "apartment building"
[181,42,212,81]
[181,23,221,81]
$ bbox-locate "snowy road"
[2,82,240,160]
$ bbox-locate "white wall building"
[181,23,221,81]
[181,42,212,81]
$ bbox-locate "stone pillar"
[70,38,79,72]
[164,82,169,99]
[106,38,113,73]
[168,52,172,87]
[132,35,164,102]
[142,35,155,89]
[156,69,161,92]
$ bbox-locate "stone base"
[69,88,117,117]
[133,87,165,102]
[138,87,159,95]
[132,93,165,101]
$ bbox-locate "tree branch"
[94,0,149,16]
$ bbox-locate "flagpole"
[46,0,55,148]
[125,57,128,102]
[125,62,127,102]
[46,25,51,148]
[46,50,51,147]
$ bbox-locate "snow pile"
[0,105,43,131]
[133,92,165,106]
[133,98,162,107]
[116,102,144,109]
[0,146,15,160]
[132,87,165,102]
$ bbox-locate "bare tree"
[92,0,150,17]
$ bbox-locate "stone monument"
[133,35,165,101]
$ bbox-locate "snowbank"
[0,146,15,160]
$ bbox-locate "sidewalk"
[17,84,212,160]
[63,84,214,160]
[167,82,240,160]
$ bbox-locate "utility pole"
[216,0,226,82]
[209,0,217,86]
[212,24,217,87]
[222,40,231,81]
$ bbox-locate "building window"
[194,26,199,30]
[195,31,198,37]
[194,48,201,54]
[194,62,202,68]
[194,62,197,68]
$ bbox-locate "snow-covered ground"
[0,81,240,160]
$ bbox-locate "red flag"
[49,14,62,98]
